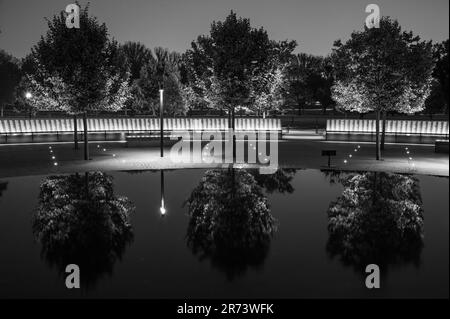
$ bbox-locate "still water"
[0,169,448,298]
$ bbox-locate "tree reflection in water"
[186,168,294,280]
[250,168,296,194]
[325,171,424,272]
[0,181,7,197]
[33,172,134,289]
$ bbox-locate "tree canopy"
[332,17,434,115]
[184,11,296,115]
[425,40,449,115]
[22,3,130,114]
[126,46,187,115]
[0,50,22,109]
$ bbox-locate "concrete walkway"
[0,139,448,178]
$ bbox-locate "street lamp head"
[25,92,32,99]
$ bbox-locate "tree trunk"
[84,172,90,200]
[381,111,387,150]
[0,104,3,117]
[83,111,89,160]
[375,109,381,160]
[73,114,79,149]
[297,99,302,116]
[232,107,236,162]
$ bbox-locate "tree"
[249,64,286,117]
[24,3,130,158]
[326,171,424,272]
[130,47,187,116]
[185,11,295,122]
[285,53,334,115]
[331,17,434,159]
[0,50,22,117]
[286,53,320,115]
[33,172,134,289]
[121,41,155,83]
[425,40,449,116]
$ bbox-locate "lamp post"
[25,92,33,119]
[160,88,164,157]
[160,170,166,216]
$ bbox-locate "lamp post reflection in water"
[159,89,164,157]
[160,170,166,216]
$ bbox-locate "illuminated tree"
[332,17,434,158]
[185,11,295,121]
[25,3,131,158]
[128,47,187,116]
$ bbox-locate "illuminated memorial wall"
[0,117,281,134]
[326,119,449,143]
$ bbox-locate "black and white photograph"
[0,0,448,313]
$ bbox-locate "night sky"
[1,0,449,59]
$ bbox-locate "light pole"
[159,88,164,157]
[160,170,166,216]
[25,92,33,119]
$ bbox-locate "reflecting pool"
[0,169,448,298]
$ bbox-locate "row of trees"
[0,5,448,160]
